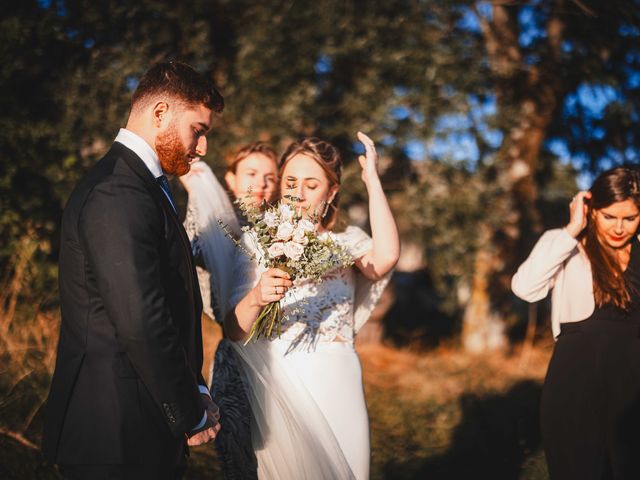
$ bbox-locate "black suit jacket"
[42,142,205,465]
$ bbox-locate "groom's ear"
[152,101,170,129]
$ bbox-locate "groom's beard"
[156,122,190,176]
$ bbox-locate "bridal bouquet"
[220,199,353,344]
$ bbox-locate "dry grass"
[360,340,552,403]
[0,307,60,479]
[0,309,553,480]
[359,341,552,479]
[189,320,554,480]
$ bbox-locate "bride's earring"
[322,195,335,219]
[322,202,330,219]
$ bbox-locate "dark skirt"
[541,314,640,480]
[210,338,258,480]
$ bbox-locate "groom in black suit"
[42,61,224,479]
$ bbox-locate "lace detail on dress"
[353,265,390,333]
[184,201,214,319]
[341,225,373,259]
[333,226,391,334]
[184,202,201,257]
[279,226,379,350]
[231,225,391,350]
[279,265,357,350]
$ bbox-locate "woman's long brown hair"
[582,166,640,310]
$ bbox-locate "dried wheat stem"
[0,427,39,450]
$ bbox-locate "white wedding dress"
[183,162,389,480]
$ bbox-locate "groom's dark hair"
[131,61,224,114]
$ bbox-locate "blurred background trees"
[2,1,639,477]
[2,0,639,353]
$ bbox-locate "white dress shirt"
[114,128,176,212]
[113,128,210,430]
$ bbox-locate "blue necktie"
[156,175,177,212]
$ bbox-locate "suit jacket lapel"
[113,143,198,288]
[113,143,176,217]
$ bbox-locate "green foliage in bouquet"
[220,197,353,344]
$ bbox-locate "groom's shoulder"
[83,143,150,188]
[65,144,153,213]
[92,142,146,181]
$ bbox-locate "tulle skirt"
[231,339,370,480]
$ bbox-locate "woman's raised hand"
[252,268,292,306]
[566,191,592,238]
[356,131,380,186]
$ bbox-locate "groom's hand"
[186,394,221,446]
[202,394,221,423]
[186,420,219,446]
[186,415,220,446]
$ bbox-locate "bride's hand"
[356,131,380,186]
[252,268,292,306]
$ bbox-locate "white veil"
[182,161,242,322]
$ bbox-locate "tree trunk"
[461,97,558,352]
[462,91,560,349]
[462,225,507,353]
[461,2,567,353]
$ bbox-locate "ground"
[1,314,553,480]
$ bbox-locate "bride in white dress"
[224,132,400,479]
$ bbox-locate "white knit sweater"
[512,228,599,339]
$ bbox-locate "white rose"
[276,222,295,241]
[263,211,279,228]
[292,228,309,245]
[283,241,305,261]
[267,242,286,258]
[297,219,316,233]
[279,203,294,221]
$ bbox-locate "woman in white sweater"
[512,165,640,479]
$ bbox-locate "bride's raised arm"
[352,131,400,281]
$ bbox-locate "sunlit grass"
[1,313,552,479]
[359,342,551,479]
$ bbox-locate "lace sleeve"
[196,266,214,319]
[342,225,373,260]
[184,201,201,257]
[341,225,392,334]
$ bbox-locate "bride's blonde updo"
[279,138,343,229]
